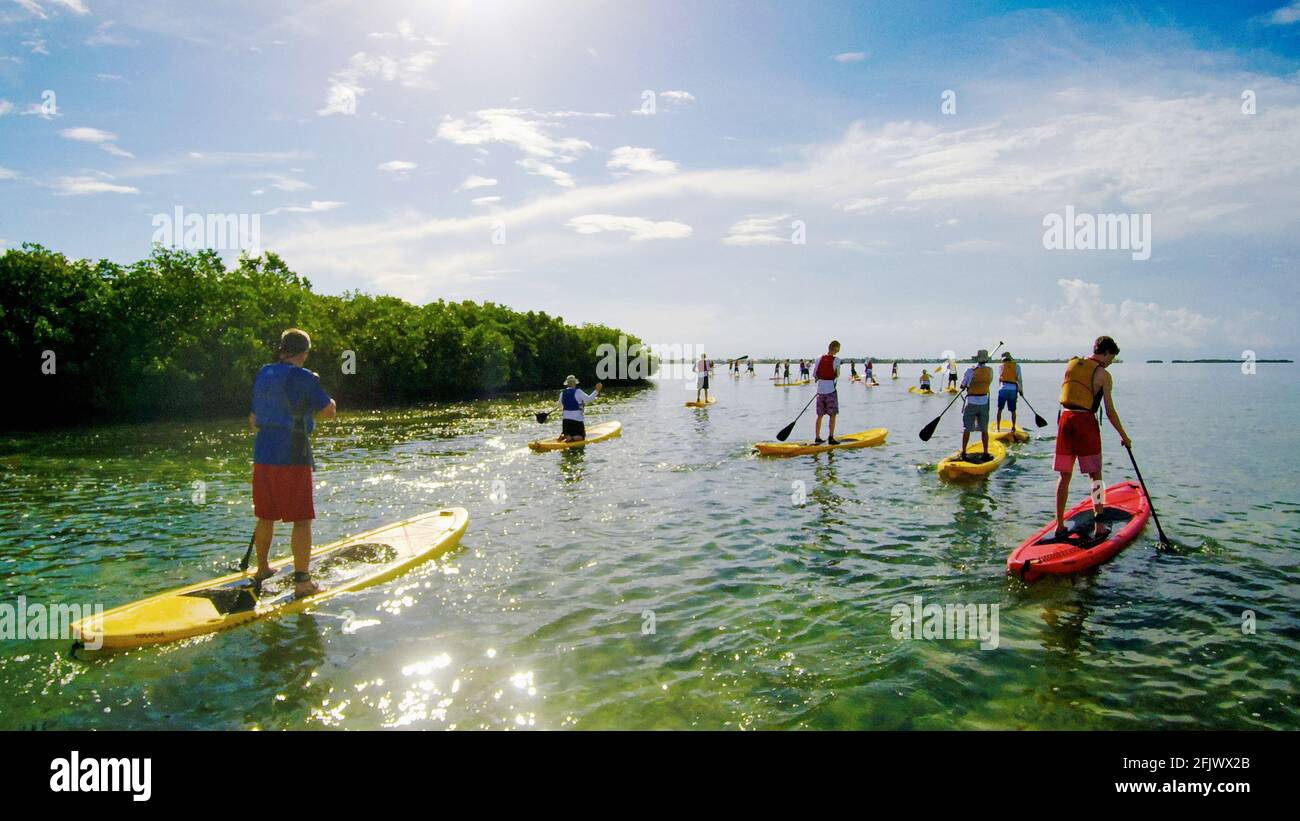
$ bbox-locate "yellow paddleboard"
[937,439,1007,480]
[908,386,934,395]
[685,398,716,407]
[72,508,470,651]
[528,420,622,451]
[989,419,1030,443]
[774,380,811,387]
[755,428,888,456]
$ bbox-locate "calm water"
[1,364,1296,730]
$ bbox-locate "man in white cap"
[555,374,602,442]
[958,349,994,461]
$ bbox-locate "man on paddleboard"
[249,329,337,598]
[996,351,1024,433]
[919,369,932,392]
[946,357,959,392]
[695,353,711,403]
[1055,336,1132,540]
[813,341,843,445]
[558,374,603,442]
[959,350,993,461]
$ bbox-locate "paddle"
[918,341,1003,441]
[1018,394,1050,428]
[1124,444,1172,548]
[775,393,818,442]
[238,532,256,572]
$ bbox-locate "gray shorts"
[963,402,990,433]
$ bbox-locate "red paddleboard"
[1007,481,1150,583]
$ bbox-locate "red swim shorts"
[816,391,839,416]
[252,464,315,522]
[1054,410,1102,474]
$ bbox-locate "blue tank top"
[561,388,581,411]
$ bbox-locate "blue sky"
[2,0,1299,358]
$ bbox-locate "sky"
[2,0,1299,360]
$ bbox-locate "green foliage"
[0,245,646,427]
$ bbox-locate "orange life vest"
[1000,360,1017,384]
[967,365,992,396]
[1059,356,1103,411]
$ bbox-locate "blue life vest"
[561,387,581,411]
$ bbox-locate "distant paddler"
[946,356,959,392]
[996,351,1024,433]
[864,357,879,386]
[550,374,603,443]
[957,349,993,462]
[891,361,899,379]
[919,369,932,392]
[249,328,337,599]
[1054,336,1131,540]
[695,352,711,403]
[812,340,843,445]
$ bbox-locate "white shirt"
[815,355,842,394]
[561,388,597,421]
[694,359,709,374]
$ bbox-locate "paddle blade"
[535,412,549,423]
[1034,413,1048,428]
[918,417,941,441]
[775,421,797,442]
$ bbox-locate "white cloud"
[1009,278,1216,351]
[51,0,89,13]
[518,158,575,188]
[14,0,48,19]
[378,160,417,173]
[52,175,140,196]
[60,127,133,157]
[318,28,441,116]
[87,22,138,47]
[608,146,679,175]
[0,101,13,116]
[96,73,124,81]
[438,108,592,160]
[723,214,792,246]
[267,200,345,216]
[834,196,886,211]
[659,90,695,106]
[1268,2,1300,24]
[567,215,692,241]
[458,174,497,191]
[833,52,868,62]
[22,38,49,55]
[471,196,500,206]
[0,166,17,179]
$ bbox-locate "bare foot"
[253,567,278,583]
[294,580,321,599]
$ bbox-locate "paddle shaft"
[918,341,1002,440]
[1125,444,1171,546]
[238,531,255,572]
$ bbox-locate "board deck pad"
[1033,508,1134,547]
[182,542,401,616]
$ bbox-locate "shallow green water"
[1,364,1296,730]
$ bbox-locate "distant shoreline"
[694,358,1295,365]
